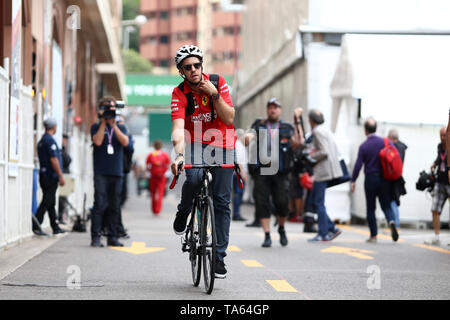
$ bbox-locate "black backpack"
[177,74,219,122]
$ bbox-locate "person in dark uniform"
[244,98,300,247]
[58,133,72,224]
[33,118,66,236]
[90,97,129,248]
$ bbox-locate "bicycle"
[169,162,243,294]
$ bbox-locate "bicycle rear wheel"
[201,196,216,294]
[189,201,201,287]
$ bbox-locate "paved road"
[0,185,449,302]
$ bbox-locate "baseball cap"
[267,98,281,108]
[43,117,57,130]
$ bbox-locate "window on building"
[160,11,170,19]
[176,32,194,41]
[143,36,157,45]
[175,7,195,16]
[159,59,169,67]
[159,35,170,44]
[224,27,234,35]
[214,28,224,37]
[144,11,157,19]
[212,3,220,11]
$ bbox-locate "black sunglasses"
[182,63,202,71]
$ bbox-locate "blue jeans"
[178,144,234,262]
[390,201,400,228]
[311,181,336,238]
[91,174,123,241]
[364,173,395,237]
[232,175,245,218]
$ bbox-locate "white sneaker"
[424,239,440,246]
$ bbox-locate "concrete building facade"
[0,0,125,248]
[139,0,241,75]
[235,0,450,225]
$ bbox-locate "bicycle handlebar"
[169,162,244,190]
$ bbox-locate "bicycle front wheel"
[201,196,216,294]
[190,201,202,287]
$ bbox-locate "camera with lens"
[99,100,125,120]
[416,170,436,192]
[293,147,317,174]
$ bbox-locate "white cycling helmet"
[175,45,203,68]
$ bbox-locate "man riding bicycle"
[170,45,236,279]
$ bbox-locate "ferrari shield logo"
[202,96,209,106]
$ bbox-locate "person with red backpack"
[350,118,399,242]
[387,129,408,228]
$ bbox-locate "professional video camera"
[416,170,436,192]
[293,147,316,172]
[99,100,125,120]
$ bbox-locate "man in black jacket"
[244,98,301,247]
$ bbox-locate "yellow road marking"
[241,260,263,267]
[228,245,241,252]
[110,241,165,255]
[413,244,450,254]
[266,280,298,292]
[321,246,375,260]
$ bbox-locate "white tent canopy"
[330,33,450,129]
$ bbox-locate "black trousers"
[91,174,123,241]
[254,173,289,219]
[35,175,59,231]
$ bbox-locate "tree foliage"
[123,0,140,20]
[122,49,153,73]
[122,0,141,52]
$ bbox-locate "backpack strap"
[178,82,196,117]
[209,74,219,122]
[178,74,220,122]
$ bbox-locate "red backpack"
[379,138,403,180]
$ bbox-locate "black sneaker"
[107,239,124,247]
[173,211,190,235]
[91,238,104,247]
[53,228,67,236]
[389,221,399,242]
[262,233,272,248]
[215,259,227,279]
[118,232,130,239]
[33,229,49,237]
[278,227,288,246]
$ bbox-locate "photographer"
[90,97,129,247]
[425,126,449,246]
